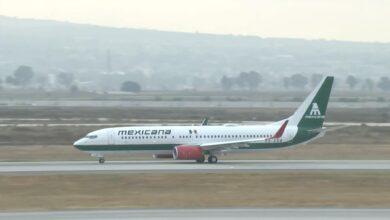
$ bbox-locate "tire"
[98,158,105,164]
[196,156,205,163]
[208,155,218,164]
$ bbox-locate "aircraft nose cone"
[73,139,84,148]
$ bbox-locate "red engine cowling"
[173,145,203,160]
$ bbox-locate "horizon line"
[1,14,389,45]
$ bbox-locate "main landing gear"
[196,155,205,163]
[195,155,218,163]
[98,157,105,164]
[207,155,218,164]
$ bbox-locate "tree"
[70,85,79,94]
[249,71,262,90]
[242,71,262,90]
[289,74,308,89]
[377,77,390,91]
[56,72,74,88]
[120,81,141,92]
[220,75,233,91]
[346,75,359,90]
[6,65,34,87]
[363,78,374,92]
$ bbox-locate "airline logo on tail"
[305,102,325,119]
[310,103,321,116]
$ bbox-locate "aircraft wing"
[307,125,349,134]
[199,138,267,151]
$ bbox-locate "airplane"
[73,76,334,164]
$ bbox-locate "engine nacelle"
[173,145,203,160]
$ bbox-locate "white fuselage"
[74,123,298,155]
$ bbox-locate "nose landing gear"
[98,157,105,164]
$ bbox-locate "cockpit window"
[85,135,98,139]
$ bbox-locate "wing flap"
[200,138,266,151]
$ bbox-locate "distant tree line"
[344,75,390,91]
[2,65,390,93]
[220,71,262,91]
[4,65,78,92]
[280,73,390,91]
[2,65,144,93]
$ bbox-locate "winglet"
[201,117,209,126]
[273,120,289,139]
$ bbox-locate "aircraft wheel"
[208,155,218,164]
[196,156,205,163]
[98,157,105,164]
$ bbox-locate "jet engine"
[173,145,203,160]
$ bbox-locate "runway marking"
[1,160,390,174]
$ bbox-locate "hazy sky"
[1,0,390,42]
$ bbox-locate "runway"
[1,160,390,174]
[1,209,390,219]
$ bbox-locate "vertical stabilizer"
[289,76,334,130]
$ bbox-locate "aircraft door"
[108,130,114,145]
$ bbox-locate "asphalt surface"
[1,209,390,219]
[1,160,390,174]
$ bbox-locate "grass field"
[0,106,389,123]
[0,172,389,211]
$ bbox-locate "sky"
[1,0,390,42]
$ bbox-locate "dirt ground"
[0,172,389,211]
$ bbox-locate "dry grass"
[1,143,390,162]
[0,172,389,211]
[0,106,388,123]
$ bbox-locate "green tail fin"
[289,76,334,130]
